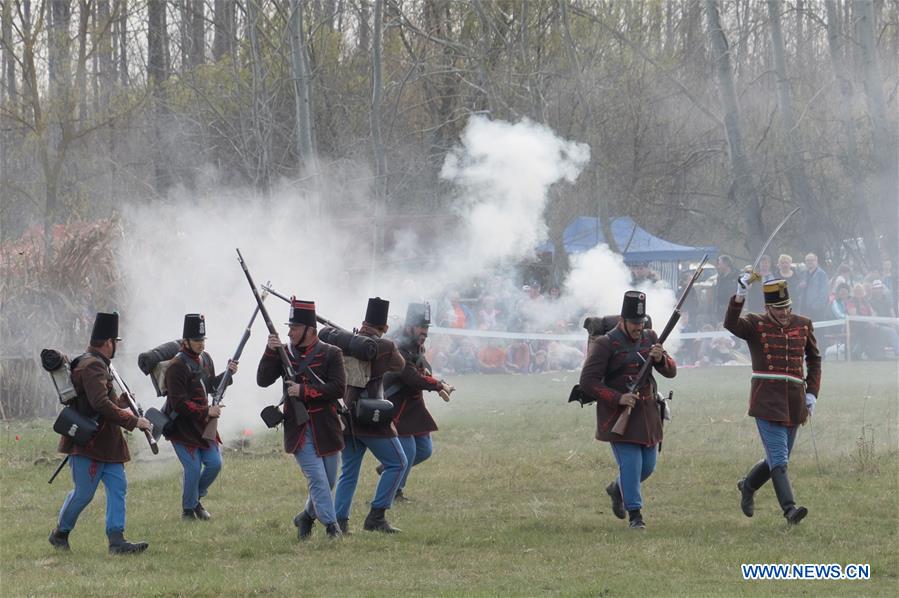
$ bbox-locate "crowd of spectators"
[422,277,588,376]
[414,253,897,377]
[686,252,898,364]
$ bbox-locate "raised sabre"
[747,207,800,281]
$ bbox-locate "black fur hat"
[182,313,206,340]
[91,312,121,342]
[365,297,390,327]
[620,291,647,323]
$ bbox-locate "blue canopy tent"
[537,216,717,288]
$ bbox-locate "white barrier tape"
[430,315,898,343]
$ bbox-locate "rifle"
[200,292,267,442]
[235,249,309,425]
[260,282,345,331]
[109,364,159,454]
[610,254,709,436]
[48,456,69,484]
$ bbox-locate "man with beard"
[578,292,677,530]
[726,277,821,525]
[49,312,153,554]
[257,298,347,539]
[381,303,453,502]
[163,313,237,521]
[333,297,407,534]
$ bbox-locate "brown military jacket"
[579,325,677,446]
[164,350,228,449]
[257,339,347,456]
[343,329,405,438]
[384,338,443,436]
[58,351,138,462]
[724,297,821,426]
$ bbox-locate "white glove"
[736,273,752,297]
[805,392,816,415]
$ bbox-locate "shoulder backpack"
[41,349,99,445]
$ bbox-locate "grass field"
[1,361,897,597]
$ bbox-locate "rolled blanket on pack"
[41,349,66,372]
[137,340,180,375]
[318,327,378,361]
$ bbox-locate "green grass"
[2,361,897,596]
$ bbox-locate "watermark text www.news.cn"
[741,563,870,580]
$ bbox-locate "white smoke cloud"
[115,116,680,442]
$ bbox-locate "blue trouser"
[397,434,433,490]
[334,435,407,518]
[755,418,797,469]
[294,426,339,525]
[57,455,127,535]
[173,441,222,510]
[610,442,657,511]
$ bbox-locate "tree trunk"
[705,0,764,254]
[246,0,271,192]
[357,0,370,55]
[117,0,128,86]
[213,0,234,61]
[370,0,387,198]
[856,0,897,277]
[289,0,317,178]
[824,0,877,267]
[190,0,204,67]
[765,0,829,256]
[1,0,16,106]
[46,0,72,251]
[148,0,170,193]
[76,0,90,124]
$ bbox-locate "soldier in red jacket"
[49,312,153,554]
[578,292,677,530]
[725,277,821,525]
[382,303,453,502]
[164,314,237,521]
[257,299,347,539]
[333,298,407,534]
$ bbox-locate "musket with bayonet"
[200,291,268,442]
[610,254,710,436]
[109,364,159,454]
[236,250,311,426]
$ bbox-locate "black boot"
[107,531,149,555]
[605,482,626,519]
[194,501,211,520]
[363,507,401,533]
[737,460,771,518]
[325,522,342,538]
[337,518,351,535]
[627,509,646,530]
[48,528,70,551]
[182,508,197,520]
[293,510,315,540]
[393,488,410,503]
[770,465,808,525]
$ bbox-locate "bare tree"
[856,0,897,274]
[213,0,234,61]
[705,0,764,254]
[148,0,170,193]
[370,0,386,198]
[2,0,17,106]
[289,0,316,175]
[765,0,831,256]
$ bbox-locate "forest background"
[0,1,897,415]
